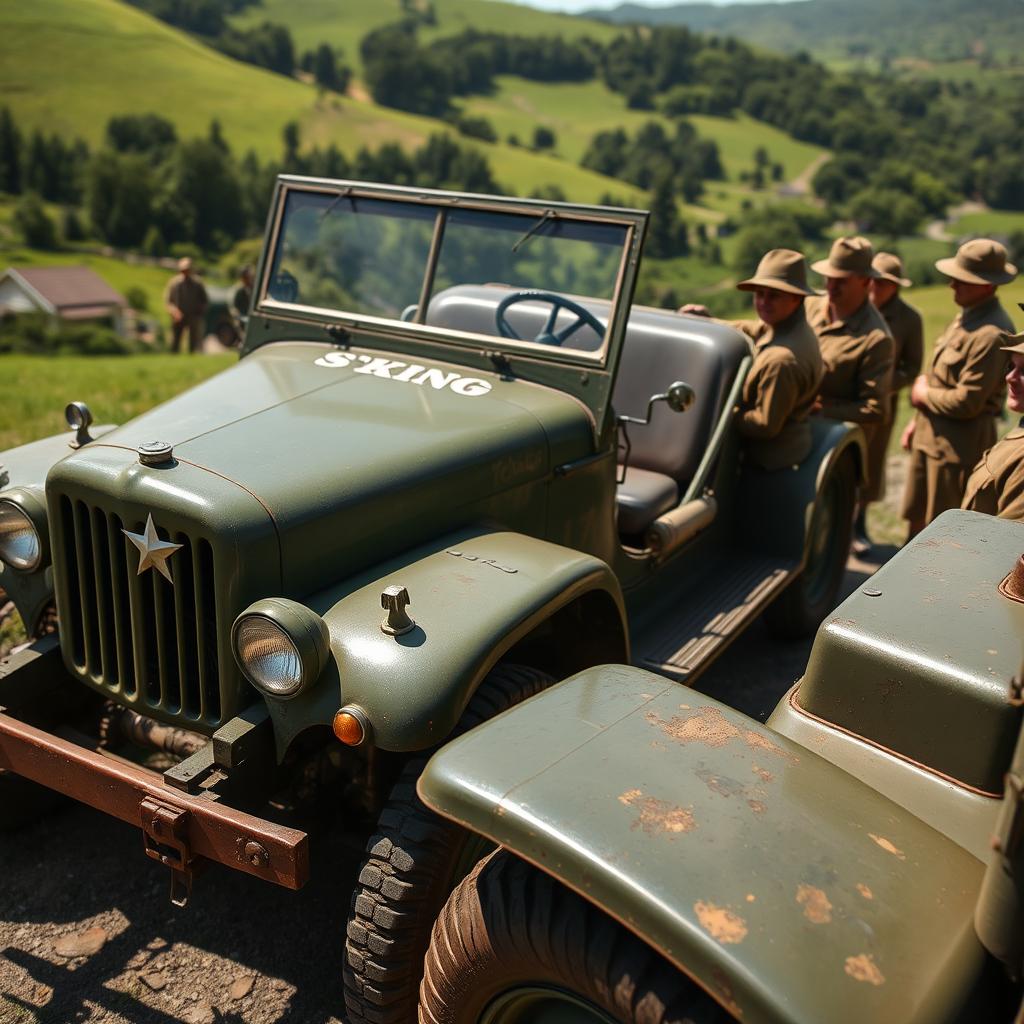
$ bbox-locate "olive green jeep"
[417,509,1024,1024]
[0,179,863,1022]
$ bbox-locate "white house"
[0,266,129,337]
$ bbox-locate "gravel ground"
[0,538,896,1024]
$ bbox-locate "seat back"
[426,284,749,486]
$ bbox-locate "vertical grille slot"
[73,500,100,677]
[196,539,221,722]
[108,513,136,698]
[90,506,118,687]
[173,533,201,718]
[59,496,84,668]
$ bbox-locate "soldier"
[806,237,894,503]
[679,249,823,470]
[961,316,1024,521]
[852,253,924,552]
[164,257,209,355]
[231,265,254,325]
[901,239,1018,537]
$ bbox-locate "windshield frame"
[252,177,648,372]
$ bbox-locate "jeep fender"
[268,530,628,755]
[418,665,987,1024]
[738,417,866,564]
[0,426,116,632]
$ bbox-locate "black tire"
[344,664,555,1024]
[419,850,731,1024]
[764,452,857,641]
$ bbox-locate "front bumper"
[0,638,308,895]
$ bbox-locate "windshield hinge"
[326,325,351,348]
[484,350,512,376]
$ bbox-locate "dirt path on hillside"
[784,151,831,198]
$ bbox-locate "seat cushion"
[616,466,678,535]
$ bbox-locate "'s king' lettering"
[314,350,492,398]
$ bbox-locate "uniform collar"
[756,306,806,348]
[960,294,1001,329]
[817,296,871,332]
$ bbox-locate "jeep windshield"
[257,178,646,368]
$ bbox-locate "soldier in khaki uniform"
[806,236,894,484]
[902,239,1018,536]
[164,257,209,355]
[853,252,924,551]
[679,249,823,470]
[962,318,1024,521]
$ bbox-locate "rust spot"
[747,799,766,814]
[752,766,774,783]
[868,834,906,860]
[646,706,798,763]
[856,883,874,900]
[745,893,756,902]
[694,901,748,944]
[619,789,696,836]
[796,884,832,924]
[697,768,746,799]
[845,954,885,986]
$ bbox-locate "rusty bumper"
[0,707,309,891]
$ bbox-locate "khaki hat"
[177,257,193,272]
[1003,305,1024,355]
[811,236,879,279]
[872,252,912,288]
[737,248,819,297]
[935,238,1017,286]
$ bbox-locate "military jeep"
[0,179,862,1022]
[417,510,1024,1024]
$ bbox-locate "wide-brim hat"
[872,251,911,288]
[737,247,819,297]
[935,238,1017,285]
[812,236,880,279]
[1004,305,1024,355]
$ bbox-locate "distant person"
[164,257,209,355]
[806,236,894,520]
[232,265,254,327]
[682,248,823,470]
[852,252,924,552]
[962,318,1024,521]
[902,239,1017,537]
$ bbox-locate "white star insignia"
[123,514,183,584]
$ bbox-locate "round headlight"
[232,599,330,699]
[0,495,44,571]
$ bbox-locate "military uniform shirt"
[164,274,209,317]
[878,293,924,401]
[731,309,824,470]
[961,419,1024,521]
[805,295,894,425]
[912,295,1015,466]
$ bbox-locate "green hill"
[0,0,650,204]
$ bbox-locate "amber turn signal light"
[333,706,370,746]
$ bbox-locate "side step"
[634,555,797,682]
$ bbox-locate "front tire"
[344,664,554,1024]
[764,452,856,640]
[419,850,730,1024]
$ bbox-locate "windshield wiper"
[319,186,355,222]
[511,209,556,253]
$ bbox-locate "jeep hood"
[72,342,592,592]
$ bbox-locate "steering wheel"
[268,269,299,303]
[495,290,605,347]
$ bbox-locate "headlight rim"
[231,598,330,701]
[0,487,49,573]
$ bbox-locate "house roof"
[4,266,128,312]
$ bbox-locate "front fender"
[0,426,116,632]
[419,666,986,1024]
[739,417,866,564]
[268,530,627,754]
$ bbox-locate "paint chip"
[856,883,874,900]
[796,884,832,924]
[845,954,885,986]
[752,765,774,783]
[619,789,696,836]
[694,901,748,944]
[868,834,906,860]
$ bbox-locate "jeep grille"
[55,496,230,728]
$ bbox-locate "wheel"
[344,664,555,1024]
[764,452,857,640]
[495,290,605,347]
[419,850,731,1024]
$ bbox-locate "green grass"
[949,209,1024,237]
[0,353,233,451]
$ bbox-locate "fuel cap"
[138,441,174,466]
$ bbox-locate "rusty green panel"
[796,509,1024,794]
[419,665,986,1024]
[269,530,626,754]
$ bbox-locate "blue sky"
[514,0,797,10]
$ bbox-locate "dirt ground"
[0,467,907,1024]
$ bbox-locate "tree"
[645,175,688,259]
[0,107,22,194]
[86,151,154,247]
[13,192,57,249]
[166,138,245,250]
[731,208,803,276]
[106,113,177,156]
[532,126,556,151]
[312,42,350,93]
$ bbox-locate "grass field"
[0,353,233,451]
[949,209,1024,238]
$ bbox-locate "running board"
[634,555,797,682]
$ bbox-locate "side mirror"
[665,381,695,414]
